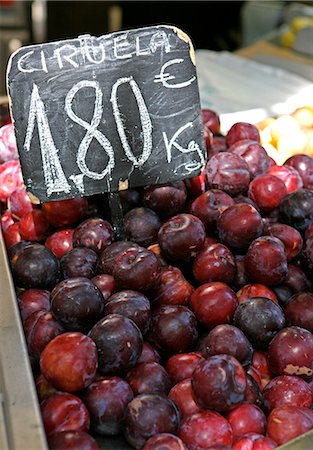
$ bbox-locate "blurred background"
[1,0,313,96]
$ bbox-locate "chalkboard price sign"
[7,25,206,202]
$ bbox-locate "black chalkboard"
[7,25,206,202]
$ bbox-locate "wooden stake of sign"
[108,192,126,241]
[7,25,206,234]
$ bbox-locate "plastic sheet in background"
[195,49,313,135]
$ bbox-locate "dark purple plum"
[73,217,114,254]
[126,362,172,396]
[81,376,133,435]
[9,242,59,289]
[123,207,162,247]
[192,354,247,411]
[158,213,205,263]
[279,188,313,233]
[199,324,253,367]
[142,182,187,219]
[104,290,151,335]
[89,314,143,375]
[147,305,198,356]
[51,277,104,332]
[60,247,98,279]
[112,245,161,291]
[123,394,180,449]
[98,241,139,275]
[233,297,286,349]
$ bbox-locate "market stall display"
[1,24,313,450]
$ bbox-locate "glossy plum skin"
[236,284,278,304]
[24,310,64,361]
[9,242,59,289]
[98,241,139,275]
[283,292,313,332]
[285,154,313,189]
[244,236,288,285]
[123,207,162,247]
[47,431,100,450]
[190,282,238,329]
[283,265,311,296]
[123,394,180,449]
[151,266,193,307]
[81,376,133,435]
[178,410,233,450]
[226,403,267,440]
[190,189,234,233]
[267,406,313,446]
[45,228,74,259]
[142,182,187,219]
[104,290,151,335]
[17,288,51,322]
[192,354,247,411]
[51,278,104,332]
[158,213,205,263]
[217,203,263,251]
[165,352,204,385]
[40,332,97,392]
[225,121,260,147]
[168,378,203,418]
[268,164,303,194]
[143,433,187,450]
[41,392,90,436]
[73,217,114,254]
[263,222,303,261]
[202,108,221,135]
[279,188,313,233]
[228,139,270,179]
[42,197,88,228]
[233,433,277,450]
[112,245,161,291]
[233,297,285,349]
[267,326,313,379]
[89,314,143,375]
[192,243,236,284]
[60,247,98,279]
[262,375,312,413]
[199,324,253,367]
[126,362,171,396]
[91,274,116,302]
[147,305,198,356]
[19,209,51,242]
[137,342,161,365]
[248,174,287,213]
[205,152,250,197]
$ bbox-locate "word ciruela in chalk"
[17,30,172,73]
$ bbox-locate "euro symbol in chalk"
[154,58,196,89]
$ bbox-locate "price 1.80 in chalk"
[7,25,206,202]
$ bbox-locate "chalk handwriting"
[163,122,205,167]
[154,59,196,89]
[111,76,153,168]
[65,80,115,182]
[24,83,71,196]
[16,30,172,74]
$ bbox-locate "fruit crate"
[0,228,313,450]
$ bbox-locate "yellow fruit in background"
[281,30,295,48]
[292,106,313,128]
[269,115,301,148]
[291,16,313,33]
[276,129,307,158]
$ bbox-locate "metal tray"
[0,230,312,450]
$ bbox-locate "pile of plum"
[0,110,313,450]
